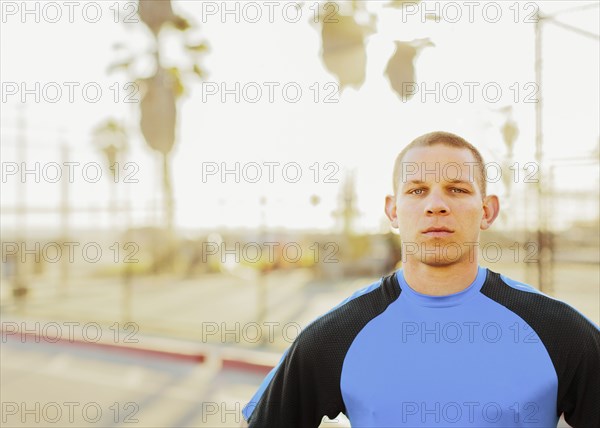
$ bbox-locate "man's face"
[385,144,499,267]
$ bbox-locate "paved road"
[1,338,265,428]
[1,337,352,428]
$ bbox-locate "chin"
[420,254,460,267]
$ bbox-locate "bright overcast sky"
[1,1,598,234]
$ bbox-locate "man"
[241,131,600,427]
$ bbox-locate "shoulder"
[484,271,600,425]
[482,269,599,346]
[293,272,402,356]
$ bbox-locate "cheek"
[462,210,484,229]
[396,212,421,236]
[396,208,419,225]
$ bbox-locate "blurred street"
[1,268,366,352]
[2,262,598,344]
[1,261,595,427]
[2,337,265,427]
[1,267,364,427]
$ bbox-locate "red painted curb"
[3,329,207,364]
[2,329,278,373]
[222,357,274,375]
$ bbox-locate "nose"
[424,189,450,215]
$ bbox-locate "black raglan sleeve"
[481,271,600,428]
[246,315,347,428]
[558,310,600,427]
[246,273,401,427]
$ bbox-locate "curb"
[1,318,278,375]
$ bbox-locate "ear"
[480,195,500,230]
[385,194,399,229]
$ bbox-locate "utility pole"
[534,11,548,292]
[533,4,599,292]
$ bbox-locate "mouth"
[422,227,454,237]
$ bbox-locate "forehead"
[401,145,478,165]
[399,145,480,184]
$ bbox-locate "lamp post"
[533,4,599,292]
[258,196,268,345]
[533,10,546,292]
[13,108,28,308]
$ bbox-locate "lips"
[423,227,453,233]
[422,227,454,237]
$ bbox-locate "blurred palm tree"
[91,119,128,180]
[91,119,128,225]
[316,0,432,96]
[385,38,434,101]
[319,2,376,90]
[109,0,208,233]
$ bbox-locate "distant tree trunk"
[137,0,186,236]
[139,66,177,234]
[162,152,174,232]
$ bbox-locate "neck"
[402,260,480,296]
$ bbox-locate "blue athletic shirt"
[242,266,600,427]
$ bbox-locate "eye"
[409,188,425,195]
[450,188,467,193]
